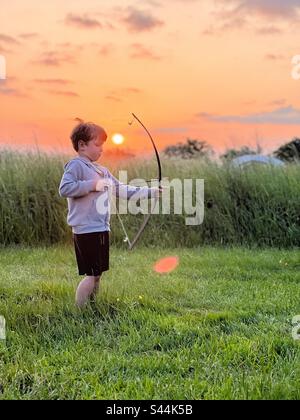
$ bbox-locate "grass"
[0,245,299,400]
[1,147,300,247]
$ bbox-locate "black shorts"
[72,231,110,276]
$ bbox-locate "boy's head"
[70,119,107,162]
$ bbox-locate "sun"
[112,133,125,145]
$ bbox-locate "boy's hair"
[70,118,105,152]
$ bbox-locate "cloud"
[202,26,217,36]
[123,7,164,32]
[107,87,142,100]
[197,106,300,125]
[265,53,285,60]
[256,26,282,35]
[153,127,188,134]
[0,86,27,97]
[243,100,257,106]
[142,0,199,5]
[33,79,74,85]
[0,34,20,45]
[33,51,77,66]
[65,13,102,29]
[234,0,300,19]
[48,90,79,97]
[269,99,286,106]
[98,44,114,56]
[205,0,300,35]
[19,33,39,39]
[221,17,248,31]
[141,0,162,7]
[105,95,122,102]
[124,87,142,94]
[130,43,161,60]
[215,0,300,22]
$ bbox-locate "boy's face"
[79,131,107,162]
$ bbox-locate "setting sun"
[112,134,125,145]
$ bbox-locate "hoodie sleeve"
[107,170,157,200]
[59,161,96,198]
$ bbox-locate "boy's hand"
[95,178,113,192]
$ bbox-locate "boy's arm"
[107,171,158,200]
[59,161,96,198]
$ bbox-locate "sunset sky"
[1,0,300,156]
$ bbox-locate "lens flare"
[154,256,179,274]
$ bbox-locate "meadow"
[0,148,299,400]
[0,148,300,248]
[0,245,299,400]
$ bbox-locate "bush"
[273,138,300,163]
[221,145,262,161]
[163,139,213,160]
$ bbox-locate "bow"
[116,113,162,250]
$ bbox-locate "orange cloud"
[256,26,282,35]
[130,43,161,60]
[19,33,40,39]
[0,86,28,98]
[215,0,300,24]
[123,7,164,32]
[105,95,122,102]
[265,53,285,61]
[48,90,79,97]
[33,78,74,85]
[0,34,20,45]
[98,44,114,56]
[198,106,300,125]
[33,51,77,66]
[65,13,102,29]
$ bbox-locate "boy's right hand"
[94,178,113,192]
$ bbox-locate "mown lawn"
[0,245,299,400]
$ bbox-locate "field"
[1,148,300,248]
[0,245,299,400]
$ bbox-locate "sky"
[1,0,300,156]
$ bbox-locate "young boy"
[59,120,160,308]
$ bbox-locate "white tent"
[231,155,285,168]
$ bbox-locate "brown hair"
[70,118,106,152]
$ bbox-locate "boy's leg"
[90,274,101,302]
[76,275,99,308]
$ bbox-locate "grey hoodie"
[59,155,154,234]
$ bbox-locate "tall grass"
[0,148,68,246]
[0,148,300,247]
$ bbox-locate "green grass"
[0,245,299,400]
[1,147,300,248]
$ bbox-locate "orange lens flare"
[154,256,179,274]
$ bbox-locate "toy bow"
[117,113,162,250]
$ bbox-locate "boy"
[59,120,160,308]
